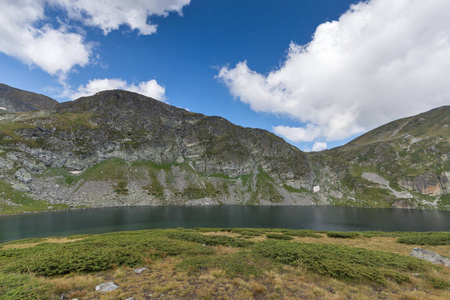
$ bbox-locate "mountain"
[0,84,58,113]
[315,106,450,209]
[0,84,448,212]
[0,89,316,209]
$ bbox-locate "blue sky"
[1,0,449,151]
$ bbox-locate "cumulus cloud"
[50,0,191,35]
[71,78,166,101]
[272,125,320,143]
[0,0,191,76]
[312,142,327,152]
[0,0,91,76]
[218,0,450,146]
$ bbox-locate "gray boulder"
[15,168,32,183]
[12,183,30,192]
[95,282,118,292]
[409,248,450,267]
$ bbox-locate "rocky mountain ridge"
[0,83,448,213]
[0,83,58,113]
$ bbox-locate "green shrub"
[253,240,429,285]
[266,233,293,240]
[397,232,450,246]
[327,232,360,239]
[0,230,213,276]
[360,231,404,238]
[195,228,232,233]
[426,276,450,289]
[282,230,322,238]
[231,228,265,236]
[177,251,269,278]
[166,231,253,247]
[0,273,52,299]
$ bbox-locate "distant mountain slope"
[0,89,315,208]
[0,83,448,212]
[315,106,450,209]
[0,83,58,113]
[347,106,449,146]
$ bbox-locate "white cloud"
[71,78,166,101]
[50,0,191,35]
[0,0,91,76]
[312,142,327,152]
[272,125,320,143]
[218,0,450,144]
[0,0,191,76]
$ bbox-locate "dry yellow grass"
[202,231,450,257]
[291,234,450,257]
[1,237,86,250]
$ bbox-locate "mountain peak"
[0,83,58,113]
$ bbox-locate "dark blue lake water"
[1,206,449,243]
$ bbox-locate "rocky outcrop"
[392,199,418,209]
[398,173,445,196]
[410,248,450,266]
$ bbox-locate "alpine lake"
[1,205,449,243]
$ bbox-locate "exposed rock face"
[50,90,312,183]
[392,199,418,210]
[398,174,443,196]
[409,248,450,267]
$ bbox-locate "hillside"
[0,84,449,213]
[0,89,316,211]
[0,83,58,113]
[315,106,450,209]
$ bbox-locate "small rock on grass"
[133,267,147,274]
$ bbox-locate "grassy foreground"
[0,229,449,299]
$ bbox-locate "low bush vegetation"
[397,232,450,246]
[327,231,361,239]
[266,233,293,240]
[281,229,322,238]
[0,228,448,299]
[0,273,52,300]
[165,230,254,247]
[253,240,430,285]
[0,230,213,276]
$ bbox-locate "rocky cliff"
[0,84,448,213]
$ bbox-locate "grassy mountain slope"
[314,106,450,209]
